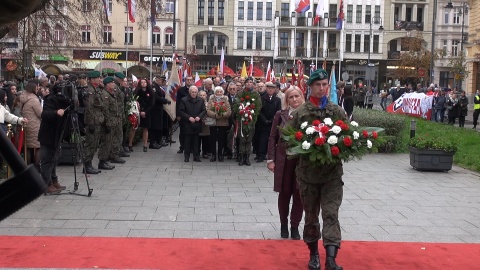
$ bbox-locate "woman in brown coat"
[206,86,232,162]
[19,82,42,167]
[267,86,305,240]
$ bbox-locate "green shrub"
[352,108,407,152]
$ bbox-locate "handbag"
[204,116,216,126]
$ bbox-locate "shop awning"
[127,65,152,79]
[41,64,72,75]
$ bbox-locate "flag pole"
[150,19,153,82]
[125,11,129,77]
[315,19,319,69]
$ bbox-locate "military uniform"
[83,80,104,171]
[237,89,261,157]
[110,81,127,159]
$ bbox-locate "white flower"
[305,127,317,135]
[300,121,308,129]
[327,135,338,145]
[324,118,333,126]
[251,98,255,101]
[246,102,251,106]
[241,117,245,121]
[244,113,248,117]
[239,105,243,110]
[351,121,359,127]
[331,125,342,134]
[367,140,372,148]
[302,141,311,150]
[353,131,359,140]
[251,111,254,114]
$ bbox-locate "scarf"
[309,95,328,109]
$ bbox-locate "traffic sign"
[418,68,426,77]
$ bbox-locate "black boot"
[210,154,216,162]
[238,153,245,166]
[291,227,301,240]
[244,154,251,166]
[307,241,320,270]
[325,245,343,270]
[98,160,115,170]
[280,224,289,238]
[160,137,169,146]
[218,152,224,162]
[83,161,100,174]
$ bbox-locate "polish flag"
[265,61,272,82]
[220,47,225,75]
[248,55,254,77]
[314,0,326,25]
[295,0,310,13]
[194,72,202,87]
[128,0,136,23]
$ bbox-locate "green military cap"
[114,72,125,79]
[307,69,329,85]
[103,76,115,84]
[87,70,101,78]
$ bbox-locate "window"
[165,27,173,45]
[152,26,161,45]
[452,40,459,56]
[373,35,379,53]
[256,31,262,49]
[208,0,214,25]
[195,34,203,50]
[218,35,226,49]
[365,5,371,23]
[41,24,49,43]
[444,10,449,24]
[81,25,91,43]
[103,25,112,43]
[265,32,271,50]
[108,0,113,13]
[345,34,352,52]
[406,7,412,22]
[280,32,289,47]
[247,2,254,20]
[247,31,253,49]
[257,2,263,20]
[443,40,448,56]
[281,3,289,17]
[417,8,423,22]
[237,30,244,49]
[356,5,362,23]
[125,26,133,44]
[266,2,272,21]
[328,33,336,48]
[82,0,91,12]
[454,8,460,24]
[347,5,353,23]
[374,5,380,21]
[165,0,174,13]
[296,32,304,48]
[354,34,361,52]
[207,32,214,53]
[218,0,224,25]
[198,0,204,24]
[238,1,244,20]
[364,35,370,53]
[329,4,337,20]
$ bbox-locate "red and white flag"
[194,72,202,87]
[128,0,136,23]
[265,61,272,82]
[314,0,326,25]
[220,47,225,75]
[248,55,254,77]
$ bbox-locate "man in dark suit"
[256,82,281,162]
[225,82,238,159]
[176,75,193,153]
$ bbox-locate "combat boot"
[244,154,251,166]
[98,160,115,170]
[238,153,245,166]
[119,149,130,157]
[83,161,100,174]
[45,184,61,195]
[325,245,343,270]
[52,179,66,190]
[307,241,320,270]
[160,137,169,146]
[110,156,126,164]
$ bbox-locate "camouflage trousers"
[238,129,254,154]
[298,176,344,247]
[83,125,101,163]
[98,125,113,161]
[109,120,123,159]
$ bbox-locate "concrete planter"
[409,147,455,172]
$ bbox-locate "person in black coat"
[342,85,355,120]
[131,79,155,152]
[178,85,206,162]
[256,82,281,162]
[175,75,193,153]
[150,76,171,149]
[37,85,69,194]
[225,82,238,159]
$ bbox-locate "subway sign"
[73,50,139,61]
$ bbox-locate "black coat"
[176,85,190,117]
[343,96,354,118]
[226,93,237,126]
[258,94,281,131]
[151,83,169,130]
[178,95,206,134]
[38,94,69,148]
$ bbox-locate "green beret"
[87,71,101,78]
[307,69,329,85]
[103,76,115,84]
[114,72,125,79]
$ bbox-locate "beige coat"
[206,95,232,127]
[19,92,42,148]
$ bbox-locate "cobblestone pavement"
[1,133,480,244]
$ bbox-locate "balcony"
[326,48,339,58]
[279,47,290,56]
[193,45,228,55]
[394,21,424,31]
[388,51,400,59]
[296,47,306,57]
[280,16,291,26]
[297,17,307,27]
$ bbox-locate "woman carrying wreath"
[267,86,304,240]
[286,69,346,270]
[206,86,231,162]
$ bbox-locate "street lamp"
[445,2,468,90]
[367,16,383,88]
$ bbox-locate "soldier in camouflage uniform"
[287,69,345,270]
[112,72,130,158]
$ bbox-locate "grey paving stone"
[218,230,265,239]
[149,221,193,230]
[128,229,174,238]
[82,228,130,237]
[35,228,86,236]
[94,212,137,220]
[106,220,151,229]
[20,219,67,228]
[193,222,235,231]
[0,227,40,235]
[217,215,257,223]
[173,230,219,239]
[62,219,109,229]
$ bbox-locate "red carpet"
[0,236,479,269]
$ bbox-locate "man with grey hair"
[201,78,214,99]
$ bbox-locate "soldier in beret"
[286,69,345,270]
[112,72,130,158]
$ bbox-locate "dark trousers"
[473,110,480,128]
[459,115,466,127]
[209,126,227,156]
[257,127,272,158]
[179,126,185,150]
[198,135,209,155]
[278,159,303,228]
[149,129,162,144]
[184,133,199,158]
[40,145,59,186]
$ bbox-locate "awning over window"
[127,65,152,79]
[41,64,72,75]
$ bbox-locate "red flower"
[314,137,325,146]
[343,137,353,147]
[245,95,250,99]
[372,131,378,139]
[240,98,245,102]
[335,120,345,126]
[331,146,340,156]
[250,104,255,109]
[312,120,321,126]
[295,131,303,141]
[320,126,330,134]
[362,130,369,138]
[341,123,349,131]
[215,106,219,110]
[244,121,249,125]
